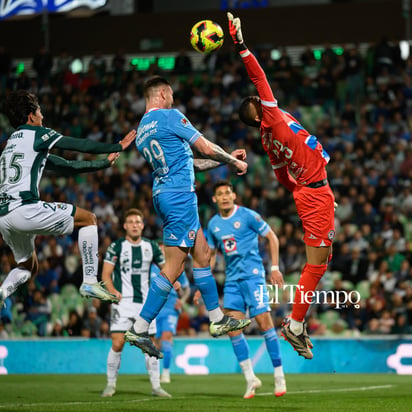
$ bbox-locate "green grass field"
[0,374,411,411]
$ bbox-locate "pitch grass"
[0,374,411,412]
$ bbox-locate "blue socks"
[140,274,173,323]
[161,340,173,369]
[192,267,219,311]
[230,333,250,363]
[263,328,282,367]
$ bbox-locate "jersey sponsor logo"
[223,236,237,254]
[11,131,23,139]
[85,266,94,276]
[136,120,158,145]
[41,133,50,141]
[56,203,68,210]
[234,221,241,229]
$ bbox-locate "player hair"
[213,180,234,194]
[238,96,261,128]
[124,208,144,221]
[4,90,39,129]
[143,75,171,99]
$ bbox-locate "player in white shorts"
[0,90,136,307]
[101,208,171,399]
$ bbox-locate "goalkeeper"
[227,12,336,359]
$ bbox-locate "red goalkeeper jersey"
[240,50,330,190]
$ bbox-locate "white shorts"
[0,201,74,263]
[110,301,157,335]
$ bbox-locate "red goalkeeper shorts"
[293,183,335,247]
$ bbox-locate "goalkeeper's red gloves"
[227,12,247,52]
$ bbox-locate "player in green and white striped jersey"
[0,90,136,308]
[101,208,171,398]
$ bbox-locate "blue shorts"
[153,192,201,247]
[156,311,179,338]
[223,277,270,318]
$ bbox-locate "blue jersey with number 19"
[207,205,270,282]
[135,108,201,196]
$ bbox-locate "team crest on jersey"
[223,236,237,254]
[234,221,241,229]
[57,203,68,210]
[181,117,189,127]
[328,230,336,240]
[188,230,196,240]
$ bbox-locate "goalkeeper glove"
[227,12,247,52]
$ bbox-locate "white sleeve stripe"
[48,134,63,149]
[189,131,201,143]
[260,227,270,236]
[240,50,251,57]
[261,100,277,107]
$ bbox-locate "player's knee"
[162,332,173,342]
[257,314,274,331]
[112,342,124,352]
[195,249,211,267]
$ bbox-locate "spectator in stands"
[32,45,53,87]
[65,310,82,337]
[81,306,102,338]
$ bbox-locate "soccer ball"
[190,20,224,54]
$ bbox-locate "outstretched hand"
[231,148,246,161]
[107,152,120,165]
[227,12,244,45]
[119,129,137,151]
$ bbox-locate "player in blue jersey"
[152,259,190,384]
[204,180,286,398]
[124,76,251,359]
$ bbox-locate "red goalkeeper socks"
[291,263,327,322]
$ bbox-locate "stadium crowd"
[1,37,412,338]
